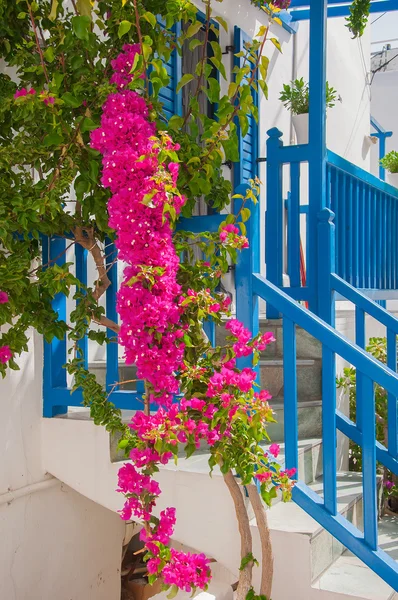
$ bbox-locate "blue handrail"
[252,273,398,590]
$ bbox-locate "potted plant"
[380,151,398,187]
[279,77,338,144]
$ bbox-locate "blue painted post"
[387,329,398,459]
[235,184,260,374]
[75,242,88,369]
[318,208,337,515]
[266,128,284,319]
[360,373,378,550]
[283,316,298,474]
[288,164,301,289]
[355,306,365,434]
[317,208,335,327]
[308,0,328,317]
[105,238,119,393]
[43,236,68,417]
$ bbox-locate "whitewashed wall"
[370,69,398,177]
[0,332,125,600]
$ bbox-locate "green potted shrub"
[279,77,338,144]
[380,151,398,187]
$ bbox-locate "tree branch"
[247,484,273,600]
[73,227,111,301]
[223,470,253,600]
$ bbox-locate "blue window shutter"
[158,22,183,119]
[233,26,259,188]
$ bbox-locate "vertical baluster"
[355,306,365,434]
[382,193,387,291]
[341,172,346,281]
[364,185,372,289]
[371,189,376,289]
[331,167,339,276]
[394,199,397,290]
[387,196,392,290]
[266,129,284,318]
[283,317,298,474]
[43,236,68,417]
[289,163,301,289]
[347,175,353,285]
[376,190,382,290]
[387,328,398,458]
[75,243,88,369]
[322,344,337,515]
[105,237,119,395]
[360,372,378,550]
[358,182,365,289]
[352,179,358,288]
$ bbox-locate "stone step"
[216,318,322,361]
[266,398,322,442]
[311,514,397,600]
[265,472,367,593]
[259,358,322,402]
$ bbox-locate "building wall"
[370,68,398,178]
[0,331,125,600]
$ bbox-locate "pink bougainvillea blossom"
[269,443,280,458]
[0,291,9,304]
[14,88,36,99]
[0,346,12,364]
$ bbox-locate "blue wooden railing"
[266,127,398,319]
[42,139,398,588]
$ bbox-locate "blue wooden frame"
[371,116,393,181]
[290,0,398,21]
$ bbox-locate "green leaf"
[270,37,282,53]
[142,11,156,28]
[168,115,184,131]
[49,0,59,21]
[44,47,55,63]
[176,73,194,93]
[17,12,27,19]
[77,0,92,17]
[167,585,179,600]
[206,77,220,103]
[72,15,91,41]
[81,117,98,132]
[61,92,82,107]
[215,16,228,32]
[118,20,132,38]
[43,132,64,146]
[185,21,203,38]
[241,207,251,222]
[189,39,203,51]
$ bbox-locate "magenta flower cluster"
[91,45,186,403]
[0,291,11,364]
[92,45,211,592]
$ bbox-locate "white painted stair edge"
[41,414,397,600]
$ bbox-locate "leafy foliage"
[279,77,338,115]
[345,0,370,38]
[380,150,398,174]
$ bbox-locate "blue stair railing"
[243,203,398,589]
[266,128,398,318]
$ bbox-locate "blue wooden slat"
[43,236,68,417]
[75,242,88,369]
[233,25,259,189]
[266,129,284,318]
[105,238,119,393]
[387,328,398,459]
[288,163,301,288]
[360,373,378,551]
[283,317,298,473]
[322,345,337,515]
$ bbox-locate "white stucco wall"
[370,68,398,178]
[0,332,125,600]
